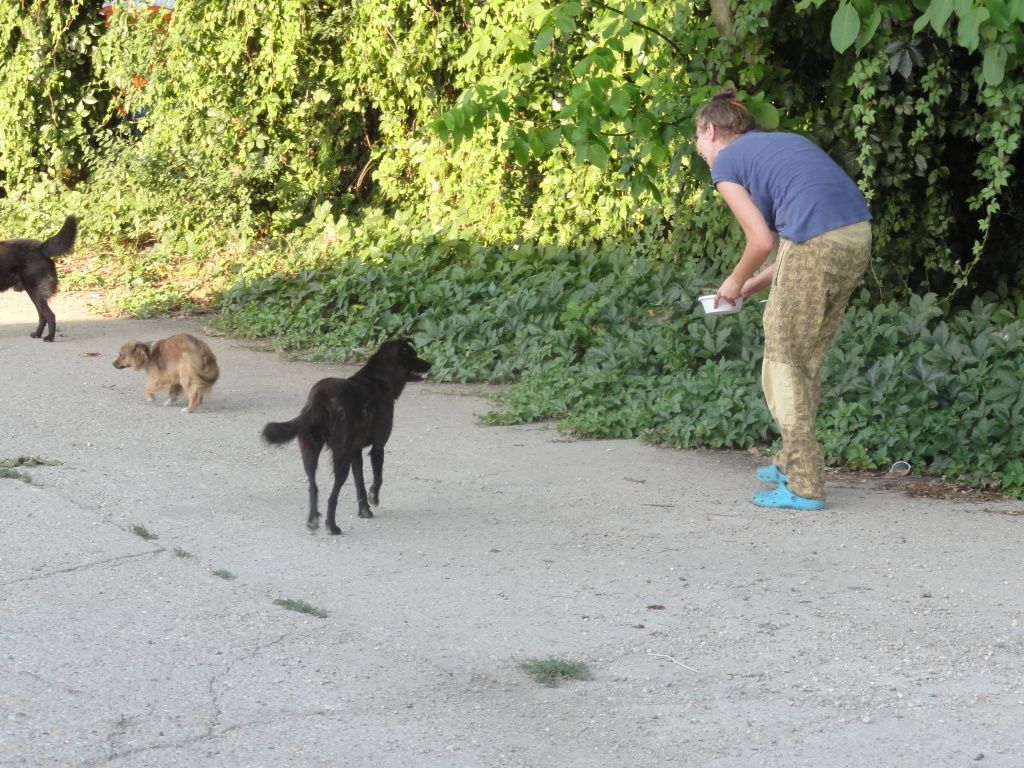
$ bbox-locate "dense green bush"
[3,2,1022,302]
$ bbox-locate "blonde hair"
[695,89,758,138]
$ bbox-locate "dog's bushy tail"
[263,397,332,444]
[198,363,220,385]
[41,216,77,260]
[262,417,303,444]
[193,340,220,385]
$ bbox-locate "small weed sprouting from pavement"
[131,524,158,541]
[1,456,60,483]
[519,657,592,687]
[0,467,29,482]
[173,548,192,558]
[274,598,328,618]
[213,569,236,580]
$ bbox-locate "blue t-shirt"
[711,131,871,243]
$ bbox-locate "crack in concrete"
[204,632,291,738]
[83,707,339,767]
[7,667,87,697]
[1,550,163,588]
[89,633,318,767]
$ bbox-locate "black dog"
[0,216,78,342]
[263,338,431,535]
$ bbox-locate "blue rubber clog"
[755,464,788,485]
[752,485,825,511]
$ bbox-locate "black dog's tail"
[262,416,305,445]
[41,216,78,260]
[262,401,328,445]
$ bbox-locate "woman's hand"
[715,275,744,306]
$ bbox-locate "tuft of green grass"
[0,467,30,482]
[1,456,62,482]
[173,548,192,558]
[212,569,236,580]
[1,456,61,468]
[273,598,328,618]
[519,657,592,687]
[131,524,158,541]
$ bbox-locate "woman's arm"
[742,264,774,297]
[714,181,775,304]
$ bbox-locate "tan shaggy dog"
[113,333,220,413]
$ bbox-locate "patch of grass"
[0,467,30,482]
[130,524,158,541]
[273,598,328,618]
[519,657,592,687]
[212,569,236,580]
[173,548,192,558]
[0,456,63,483]
[1,455,62,468]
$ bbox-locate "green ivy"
[215,235,1024,494]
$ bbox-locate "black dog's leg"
[299,436,324,530]
[27,292,55,341]
[325,450,351,535]
[368,445,384,507]
[351,451,373,518]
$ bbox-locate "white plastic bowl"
[698,294,744,314]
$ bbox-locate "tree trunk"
[709,0,734,37]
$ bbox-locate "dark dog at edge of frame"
[0,216,78,342]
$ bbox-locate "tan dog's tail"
[183,335,219,384]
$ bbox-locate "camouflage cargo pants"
[761,223,871,500]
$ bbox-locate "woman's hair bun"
[695,89,757,136]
